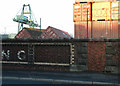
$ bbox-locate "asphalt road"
[2,70,120,85]
[2,79,115,86]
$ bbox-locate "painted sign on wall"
[2,45,28,62]
[2,50,26,61]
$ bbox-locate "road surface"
[2,70,120,86]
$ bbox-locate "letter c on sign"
[17,50,26,61]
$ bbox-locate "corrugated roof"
[15,27,45,39]
[24,27,45,32]
[24,27,45,39]
[15,27,72,39]
[47,26,72,39]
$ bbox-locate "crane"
[13,4,39,32]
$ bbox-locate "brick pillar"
[88,42,106,72]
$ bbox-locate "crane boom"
[13,4,39,32]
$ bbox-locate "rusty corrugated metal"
[92,21,119,38]
[74,1,120,39]
[74,21,119,39]
[74,22,91,39]
[117,21,120,38]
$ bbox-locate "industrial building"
[15,27,45,39]
[41,26,72,39]
[73,0,120,39]
[15,26,72,39]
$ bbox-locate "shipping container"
[73,3,82,22]
[74,1,120,21]
[92,2,111,21]
[74,22,91,39]
[74,21,119,39]
[75,0,119,2]
[119,23,120,38]
[74,1,120,39]
[111,2,119,20]
[92,1,120,21]
[73,3,91,22]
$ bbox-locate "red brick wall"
[88,42,106,71]
[34,45,70,64]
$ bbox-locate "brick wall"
[88,42,106,71]
[73,40,120,73]
[2,39,120,73]
[34,45,70,64]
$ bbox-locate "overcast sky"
[0,0,75,36]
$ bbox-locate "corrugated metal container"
[74,21,119,39]
[73,1,120,21]
[81,3,91,21]
[74,1,120,39]
[73,3,91,22]
[111,2,119,20]
[92,2,119,21]
[92,2,111,21]
[75,0,119,2]
[119,23,120,38]
[92,21,119,38]
[74,22,91,39]
[73,3,82,22]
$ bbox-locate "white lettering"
[17,50,26,61]
[2,50,10,60]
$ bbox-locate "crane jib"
[13,4,39,32]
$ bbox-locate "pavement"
[2,70,120,85]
